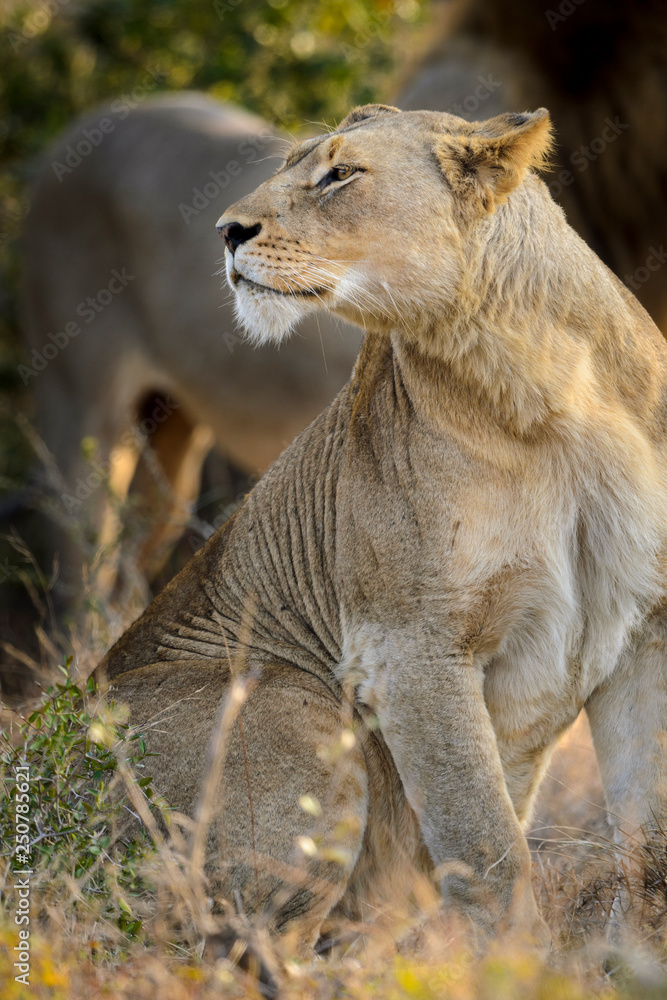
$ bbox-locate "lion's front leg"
[339,625,550,950]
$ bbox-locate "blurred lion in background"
[20,94,362,631]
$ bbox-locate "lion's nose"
[217,221,262,253]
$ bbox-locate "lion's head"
[217,104,553,345]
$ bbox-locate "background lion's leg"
[115,397,215,606]
[27,367,140,623]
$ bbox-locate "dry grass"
[1,680,666,1000]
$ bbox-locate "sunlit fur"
[226,249,320,344]
[220,106,553,353]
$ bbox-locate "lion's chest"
[438,435,667,734]
[339,414,667,733]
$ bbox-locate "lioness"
[100,104,667,952]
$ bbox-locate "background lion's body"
[21,93,361,609]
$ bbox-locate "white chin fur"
[232,283,316,346]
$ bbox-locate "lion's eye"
[332,164,354,181]
[317,164,359,190]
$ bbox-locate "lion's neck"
[399,183,665,437]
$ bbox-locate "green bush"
[0,661,163,941]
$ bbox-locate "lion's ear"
[338,104,401,129]
[435,109,553,213]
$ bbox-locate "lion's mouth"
[232,269,329,299]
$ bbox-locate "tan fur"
[99,105,667,952]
